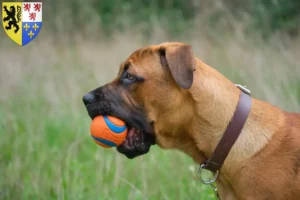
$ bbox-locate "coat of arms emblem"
[2,2,42,46]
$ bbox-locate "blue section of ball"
[92,136,116,147]
[103,116,127,133]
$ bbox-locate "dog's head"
[82,42,196,159]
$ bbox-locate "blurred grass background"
[0,0,299,199]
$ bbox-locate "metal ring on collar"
[198,164,219,185]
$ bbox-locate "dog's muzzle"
[82,88,155,159]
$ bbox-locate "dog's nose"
[82,92,95,105]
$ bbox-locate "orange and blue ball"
[90,116,128,148]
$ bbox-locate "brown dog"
[83,42,300,200]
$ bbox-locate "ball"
[90,116,127,148]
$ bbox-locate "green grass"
[0,96,214,200]
[0,25,299,199]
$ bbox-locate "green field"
[0,2,300,199]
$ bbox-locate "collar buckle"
[235,84,251,96]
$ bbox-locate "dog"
[82,42,300,200]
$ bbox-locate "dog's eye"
[121,72,137,85]
[126,73,135,81]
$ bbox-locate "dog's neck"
[189,58,241,159]
[187,58,279,198]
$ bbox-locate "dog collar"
[201,84,252,173]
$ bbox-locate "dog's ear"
[159,44,196,89]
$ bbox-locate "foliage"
[43,0,300,38]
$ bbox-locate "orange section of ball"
[90,116,127,148]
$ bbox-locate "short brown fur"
[115,42,300,200]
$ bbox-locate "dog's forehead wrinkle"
[127,47,154,62]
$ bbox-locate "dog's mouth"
[85,101,155,159]
[119,123,155,155]
[96,114,155,159]
[122,125,143,148]
[82,88,156,159]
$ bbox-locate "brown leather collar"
[201,85,252,173]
